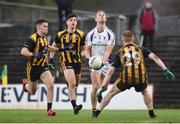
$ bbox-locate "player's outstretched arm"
[148,53,175,80]
[21,47,45,59]
[47,45,59,52]
[164,69,175,80]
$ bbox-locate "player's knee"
[92,86,99,93]
[92,85,98,90]
[69,82,76,89]
[48,77,54,85]
[92,82,101,89]
[29,89,37,95]
[46,83,53,89]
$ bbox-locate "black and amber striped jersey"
[112,43,151,84]
[23,33,48,67]
[54,29,85,64]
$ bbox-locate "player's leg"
[93,84,121,117]
[74,74,83,115]
[97,65,114,103]
[75,74,81,87]
[23,66,38,94]
[96,76,105,103]
[90,70,101,112]
[23,79,38,94]
[141,88,156,118]
[64,69,82,114]
[74,63,81,87]
[40,70,56,116]
[40,70,54,110]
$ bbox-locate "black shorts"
[27,65,49,81]
[60,62,81,74]
[116,82,147,92]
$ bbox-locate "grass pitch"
[0,109,179,123]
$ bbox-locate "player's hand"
[33,52,44,59]
[99,61,109,69]
[58,47,64,52]
[48,58,55,70]
[59,46,75,52]
[100,62,104,68]
[164,69,176,80]
[103,61,109,65]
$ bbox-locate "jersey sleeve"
[142,47,152,58]
[107,30,115,45]
[85,30,93,46]
[23,38,36,52]
[111,52,121,68]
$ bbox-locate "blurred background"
[0,0,180,108]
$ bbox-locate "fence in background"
[0,1,128,44]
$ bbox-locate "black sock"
[149,110,155,116]
[71,100,77,108]
[47,103,52,111]
[96,109,101,117]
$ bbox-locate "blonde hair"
[122,31,135,43]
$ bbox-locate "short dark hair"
[66,13,77,21]
[35,19,48,25]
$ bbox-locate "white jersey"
[86,26,115,58]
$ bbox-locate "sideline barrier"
[0,84,153,110]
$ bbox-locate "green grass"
[0,109,179,123]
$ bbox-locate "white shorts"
[91,63,111,76]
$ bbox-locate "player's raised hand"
[164,69,176,80]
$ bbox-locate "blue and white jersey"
[86,26,115,58]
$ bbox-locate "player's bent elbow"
[20,48,28,56]
[20,48,25,56]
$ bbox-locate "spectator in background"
[55,0,74,31]
[139,1,156,50]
